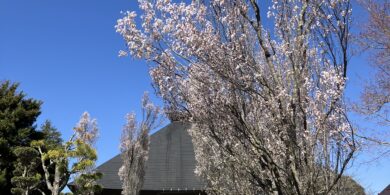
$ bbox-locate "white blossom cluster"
[74,112,99,146]
[117,0,355,194]
[118,113,149,195]
[119,93,162,195]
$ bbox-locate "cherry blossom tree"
[119,93,162,195]
[356,0,389,126]
[116,0,356,194]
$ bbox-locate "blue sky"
[0,0,388,194]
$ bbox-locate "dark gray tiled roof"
[94,154,122,189]
[94,122,204,191]
[379,184,390,195]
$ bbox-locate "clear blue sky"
[0,0,388,194]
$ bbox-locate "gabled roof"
[93,154,122,189]
[92,122,204,191]
[379,184,390,195]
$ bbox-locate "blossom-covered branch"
[119,92,163,195]
[117,0,356,194]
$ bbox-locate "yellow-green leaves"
[30,140,45,147]
[72,160,94,172]
[46,149,65,159]
[30,112,100,195]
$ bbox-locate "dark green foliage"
[12,147,39,167]
[0,81,42,194]
[69,140,102,195]
[0,169,7,189]
[41,120,63,149]
[11,147,41,195]
[73,172,102,195]
[31,112,100,195]
[28,122,63,195]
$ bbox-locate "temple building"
[71,122,205,195]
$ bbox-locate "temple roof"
[91,122,204,191]
[379,184,390,195]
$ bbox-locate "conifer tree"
[31,112,100,195]
[72,172,102,195]
[0,81,42,194]
[11,147,41,195]
[41,120,63,149]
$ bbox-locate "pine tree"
[32,112,100,195]
[11,147,41,195]
[0,81,42,194]
[72,172,102,195]
[40,120,63,149]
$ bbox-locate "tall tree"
[41,120,63,149]
[72,112,101,195]
[119,93,162,195]
[32,121,64,195]
[355,0,389,126]
[0,81,42,194]
[116,0,358,194]
[31,112,99,195]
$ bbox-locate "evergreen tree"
[72,172,102,195]
[40,120,63,150]
[31,112,100,195]
[11,147,41,195]
[32,121,64,195]
[0,81,42,194]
